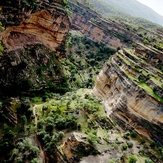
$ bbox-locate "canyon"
[0,0,163,163]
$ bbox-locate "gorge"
[0,0,163,163]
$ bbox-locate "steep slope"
[0,0,71,162]
[91,0,163,26]
[69,1,163,52]
[89,0,162,30]
[0,0,70,96]
[1,0,163,163]
[69,1,143,50]
[93,43,163,145]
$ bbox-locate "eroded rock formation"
[0,0,70,95]
[0,0,70,52]
[69,1,143,49]
[93,43,163,145]
[62,132,98,163]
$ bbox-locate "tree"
[144,39,149,45]
[128,155,137,163]
[62,0,68,6]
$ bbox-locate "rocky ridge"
[69,1,163,50]
[93,43,163,145]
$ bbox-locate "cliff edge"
[93,43,163,145]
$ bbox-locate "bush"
[31,158,38,163]
[62,0,68,6]
[87,133,100,145]
[145,158,153,163]
[121,143,128,150]
[149,141,156,148]
[127,141,133,148]
[140,139,145,144]
[123,132,130,139]
[128,155,137,163]
[144,39,149,45]
[130,131,137,138]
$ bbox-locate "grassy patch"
[138,82,163,102]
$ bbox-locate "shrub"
[144,39,149,45]
[145,158,153,163]
[87,133,100,145]
[149,141,156,148]
[121,143,128,150]
[128,155,137,163]
[0,41,4,56]
[62,0,68,6]
[127,141,133,148]
[130,131,137,138]
[123,132,130,139]
[140,139,145,144]
[31,158,38,163]
[139,149,145,156]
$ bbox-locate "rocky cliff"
[93,43,163,145]
[69,1,143,49]
[69,1,163,51]
[0,0,70,96]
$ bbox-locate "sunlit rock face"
[0,0,70,52]
[93,43,163,145]
[69,2,143,50]
[0,0,70,95]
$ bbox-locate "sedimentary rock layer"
[0,0,70,52]
[69,1,142,49]
[93,43,163,145]
[0,0,70,95]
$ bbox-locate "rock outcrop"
[0,0,70,95]
[69,1,143,49]
[93,43,163,145]
[69,1,163,51]
[62,132,98,163]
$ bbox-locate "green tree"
[128,155,137,163]
[144,39,149,45]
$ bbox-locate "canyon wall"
[93,44,163,145]
[69,1,143,49]
[0,0,70,95]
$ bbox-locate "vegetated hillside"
[93,42,163,143]
[90,0,163,29]
[1,27,160,162]
[63,30,116,89]
[68,0,163,54]
[1,0,163,163]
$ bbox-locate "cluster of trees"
[64,33,116,89]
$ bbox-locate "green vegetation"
[0,87,161,162]
[115,49,163,103]
[62,0,68,6]
[121,143,128,150]
[127,141,133,148]
[90,0,163,28]
[130,132,137,138]
[0,2,163,162]
[0,22,5,32]
[0,22,4,56]
[22,0,36,6]
[145,159,154,163]
[128,155,137,163]
[63,31,115,89]
[0,42,4,56]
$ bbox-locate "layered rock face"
[1,0,70,51]
[69,1,143,49]
[0,0,70,95]
[93,43,163,145]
